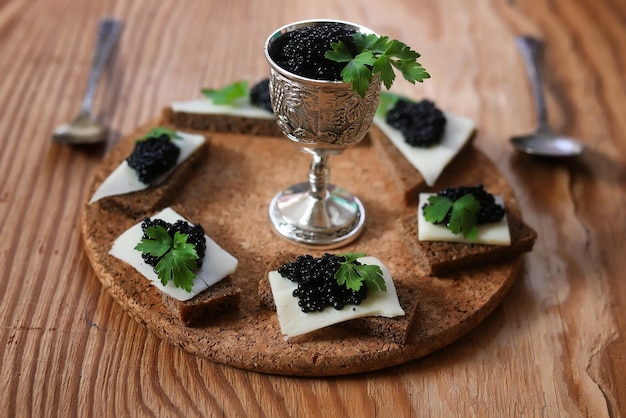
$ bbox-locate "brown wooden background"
[1,0,625,416]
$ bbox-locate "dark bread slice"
[337,283,419,345]
[257,266,419,345]
[88,119,210,218]
[163,277,241,327]
[162,106,283,137]
[399,206,537,276]
[369,122,475,204]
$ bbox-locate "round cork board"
[82,126,523,376]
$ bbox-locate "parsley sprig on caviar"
[424,194,481,240]
[201,81,249,104]
[336,253,386,292]
[139,127,182,141]
[325,33,430,97]
[423,185,507,240]
[135,225,200,292]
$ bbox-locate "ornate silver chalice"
[264,20,381,248]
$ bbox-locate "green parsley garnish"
[375,91,402,117]
[325,33,430,97]
[423,194,481,240]
[139,127,182,141]
[334,253,386,292]
[134,225,199,292]
[201,80,249,105]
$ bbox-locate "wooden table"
[1,0,624,416]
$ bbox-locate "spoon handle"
[515,35,550,131]
[80,18,123,116]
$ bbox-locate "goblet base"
[269,182,365,248]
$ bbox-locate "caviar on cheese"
[88,130,205,204]
[127,131,181,184]
[249,79,273,113]
[385,99,446,147]
[268,255,404,339]
[277,253,374,313]
[135,218,206,273]
[424,185,505,226]
[373,93,476,187]
[419,185,511,245]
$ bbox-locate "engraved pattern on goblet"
[269,68,380,148]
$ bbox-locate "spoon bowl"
[511,35,585,158]
[53,18,122,145]
[53,111,108,144]
[511,131,585,157]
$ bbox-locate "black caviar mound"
[423,184,506,225]
[139,218,207,269]
[249,78,273,113]
[269,22,357,80]
[277,253,368,313]
[386,99,446,147]
[126,134,181,184]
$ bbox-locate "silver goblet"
[264,20,381,248]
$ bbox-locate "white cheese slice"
[417,193,511,245]
[171,98,274,120]
[89,131,205,204]
[268,256,405,340]
[373,111,475,187]
[109,207,238,301]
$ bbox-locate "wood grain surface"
[1,0,624,416]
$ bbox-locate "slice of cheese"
[268,256,405,340]
[109,207,238,301]
[373,111,475,187]
[417,193,511,245]
[89,131,205,204]
[171,98,274,120]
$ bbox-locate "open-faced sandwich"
[399,184,537,275]
[162,79,283,137]
[370,93,477,203]
[109,207,241,326]
[258,252,419,344]
[88,126,209,216]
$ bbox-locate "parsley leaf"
[139,127,182,141]
[334,253,386,292]
[134,226,199,292]
[375,91,401,117]
[155,231,198,292]
[134,226,172,257]
[423,194,481,240]
[201,81,249,105]
[325,33,430,97]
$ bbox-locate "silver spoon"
[510,35,585,157]
[53,18,122,145]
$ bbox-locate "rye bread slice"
[87,120,210,218]
[399,206,537,276]
[163,277,241,327]
[162,106,283,137]
[257,264,419,345]
[369,122,475,204]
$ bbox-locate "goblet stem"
[308,151,330,200]
[268,148,365,248]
